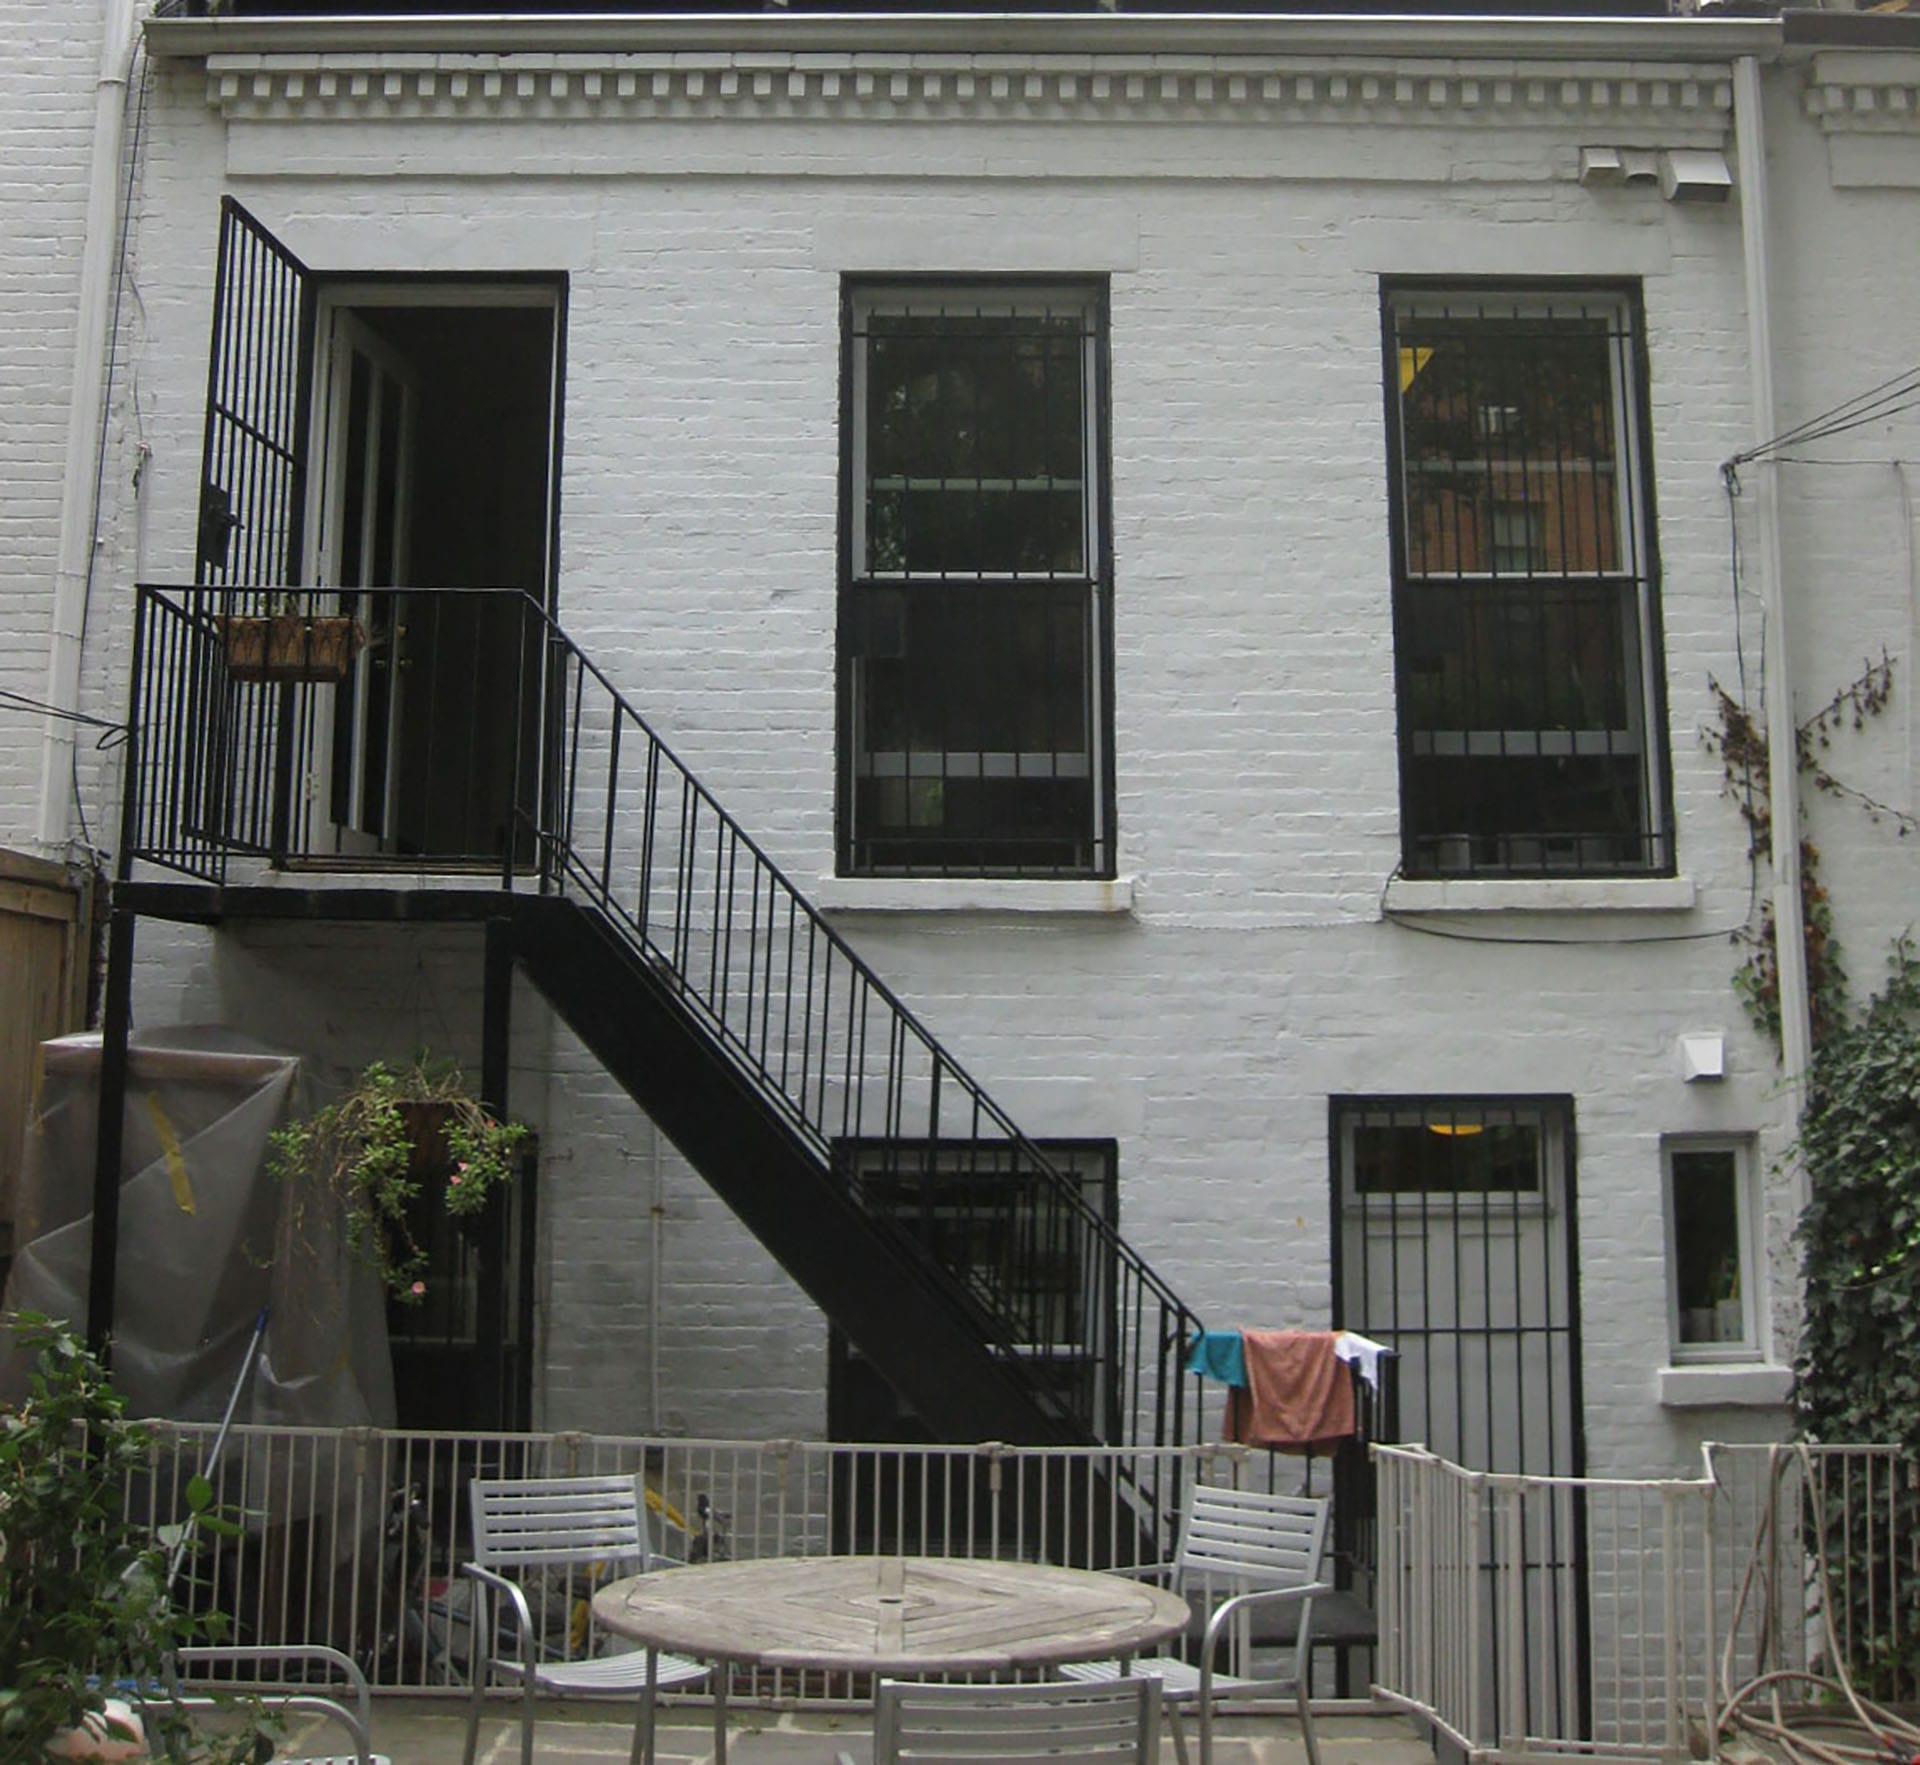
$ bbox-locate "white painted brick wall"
[9,34,1917,1474]
[0,1,108,850]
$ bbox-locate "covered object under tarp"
[1,1026,394,1426]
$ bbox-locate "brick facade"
[7,7,1918,1476]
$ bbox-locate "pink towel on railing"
[1227,1329,1356,1452]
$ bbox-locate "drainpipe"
[37,0,140,858]
[1732,54,1813,1196]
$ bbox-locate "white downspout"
[36,0,139,857]
[1733,54,1813,1198]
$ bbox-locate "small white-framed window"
[1664,1137,1760,1361]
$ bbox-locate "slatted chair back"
[469,1472,658,1574]
[1175,1484,1329,1598]
[873,1676,1162,1765]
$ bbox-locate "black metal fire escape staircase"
[115,586,1205,1473]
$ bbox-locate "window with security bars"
[1385,286,1673,877]
[832,1139,1118,1440]
[840,282,1113,877]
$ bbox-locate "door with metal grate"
[1332,1096,1589,1736]
[195,197,316,858]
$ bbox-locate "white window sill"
[813,876,1136,916]
[1385,875,1696,914]
[1658,1363,1794,1408]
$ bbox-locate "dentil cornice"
[200,48,1736,133]
[1801,50,1920,135]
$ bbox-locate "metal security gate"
[194,197,316,860]
[1331,1095,1589,1733]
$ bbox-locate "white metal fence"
[133,1419,1913,1748]
[1373,1441,1919,1765]
[130,1423,1364,1705]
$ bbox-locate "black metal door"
[1331,1096,1589,1736]
[195,197,316,857]
[198,197,313,590]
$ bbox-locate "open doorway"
[308,288,561,862]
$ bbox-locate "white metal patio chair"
[1060,1484,1332,1765]
[460,1472,709,1765]
[837,1675,1163,1765]
[143,1645,387,1765]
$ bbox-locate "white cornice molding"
[1802,49,1920,135]
[197,45,1737,129]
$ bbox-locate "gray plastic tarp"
[2,1026,395,1426]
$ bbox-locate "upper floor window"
[1384,285,1673,878]
[839,281,1113,878]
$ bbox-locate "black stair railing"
[123,584,1203,1457]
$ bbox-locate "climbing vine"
[1702,651,1911,1044]
[1710,655,1920,1694]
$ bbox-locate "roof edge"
[144,8,1785,63]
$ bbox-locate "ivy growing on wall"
[1710,657,1920,1696]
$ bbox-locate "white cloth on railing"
[1333,1330,1391,1392]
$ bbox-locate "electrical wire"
[55,34,151,869]
[1,687,128,744]
[1728,366,1920,472]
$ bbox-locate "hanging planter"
[267,1056,530,1302]
[219,611,365,684]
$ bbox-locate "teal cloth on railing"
[1184,1329,1248,1387]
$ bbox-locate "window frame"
[1663,1135,1763,1364]
[835,275,1116,880]
[1381,278,1675,881]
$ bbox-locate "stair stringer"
[506,894,1083,1447]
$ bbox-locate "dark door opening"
[310,293,560,863]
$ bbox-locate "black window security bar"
[841,283,1113,878]
[1384,287,1672,878]
[837,1139,1121,1443]
[122,585,1200,1470]
[1331,1094,1589,1737]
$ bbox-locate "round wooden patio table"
[592,1553,1191,1764]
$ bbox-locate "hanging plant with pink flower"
[267,1055,529,1302]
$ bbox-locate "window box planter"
[219,612,365,684]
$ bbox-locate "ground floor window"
[1664,1137,1759,1360]
[827,1138,1117,1442]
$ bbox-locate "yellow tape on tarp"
[145,1092,194,1214]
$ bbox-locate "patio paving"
[284,1698,1439,1765]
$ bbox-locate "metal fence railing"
[1707,1443,1920,1714]
[129,1424,1367,1705]
[1374,1441,1920,1765]
[1373,1444,1719,1763]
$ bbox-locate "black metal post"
[86,903,137,1359]
[482,917,513,1122]
[480,916,535,1426]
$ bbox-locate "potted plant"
[267,1057,529,1303]
[0,1313,275,1764]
